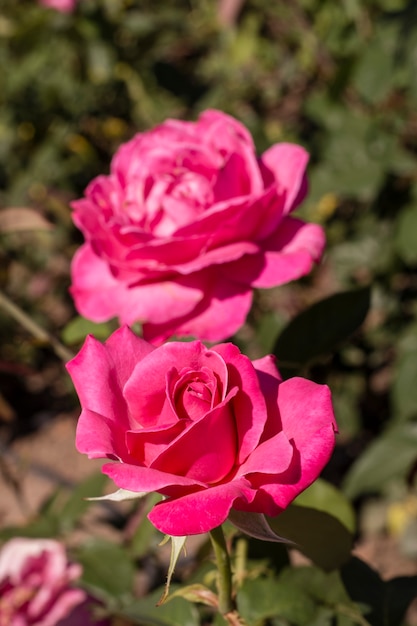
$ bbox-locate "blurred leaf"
[279,565,369,624]
[353,29,396,104]
[395,204,417,265]
[237,576,317,625]
[343,423,417,499]
[267,505,353,571]
[0,207,53,232]
[61,316,115,345]
[76,539,135,603]
[121,587,200,626]
[341,557,417,626]
[130,493,162,558]
[59,471,108,532]
[274,288,371,368]
[294,478,356,534]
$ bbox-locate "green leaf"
[395,205,417,265]
[273,288,371,369]
[61,316,115,345]
[294,479,356,534]
[121,587,200,626]
[267,505,353,571]
[130,493,162,558]
[237,576,317,625]
[59,472,108,532]
[75,539,135,603]
[343,423,417,499]
[353,31,395,104]
[341,557,417,626]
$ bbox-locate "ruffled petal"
[259,143,309,216]
[143,271,253,343]
[66,329,150,429]
[70,244,203,326]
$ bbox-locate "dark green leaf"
[341,557,417,626]
[273,288,371,368]
[294,479,356,534]
[267,505,353,571]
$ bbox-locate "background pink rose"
[67,326,337,536]
[70,109,325,343]
[0,538,95,626]
[38,0,76,12]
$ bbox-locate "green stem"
[209,525,234,615]
[0,290,74,363]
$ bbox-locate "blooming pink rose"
[0,538,98,626]
[70,110,325,343]
[67,326,337,536]
[38,0,76,12]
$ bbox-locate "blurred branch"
[217,0,245,27]
[0,290,73,363]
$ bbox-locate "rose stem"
[209,525,235,615]
[0,290,74,363]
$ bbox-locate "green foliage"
[342,557,417,626]
[2,1,417,624]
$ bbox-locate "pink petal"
[236,431,293,477]
[75,409,125,460]
[70,244,203,325]
[253,378,337,511]
[143,271,253,343]
[223,217,325,289]
[124,341,228,427]
[66,327,151,425]
[150,394,239,483]
[259,143,309,215]
[102,462,206,493]
[213,343,269,463]
[148,478,257,535]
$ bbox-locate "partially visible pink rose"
[0,538,101,626]
[38,0,76,13]
[70,109,325,343]
[67,326,337,536]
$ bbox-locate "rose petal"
[222,217,325,289]
[67,328,151,428]
[148,477,257,535]
[213,343,269,463]
[102,462,206,493]
[151,391,239,483]
[143,271,253,343]
[251,378,337,511]
[124,341,228,427]
[70,244,203,325]
[259,143,309,216]
[236,431,293,477]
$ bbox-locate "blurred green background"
[2,0,417,564]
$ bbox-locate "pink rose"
[38,0,76,12]
[0,538,98,626]
[70,110,325,343]
[67,326,337,536]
